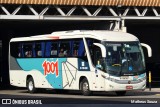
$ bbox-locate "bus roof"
[10,30,139,42]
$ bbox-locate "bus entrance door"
[94,46,105,90]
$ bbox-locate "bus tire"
[115,91,126,96]
[80,78,92,96]
[27,77,36,93]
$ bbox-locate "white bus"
[9,30,148,96]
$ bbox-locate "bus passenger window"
[51,42,58,57]
[78,40,86,57]
[25,51,32,57]
[10,42,22,58]
[73,50,78,56]
[64,50,68,56]
[18,44,22,57]
[27,51,32,57]
[73,41,79,56]
[37,50,42,57]
[51,50,57,56]
[59,48,65,57]
[23,43,33,58]
[18,52,21,57]
[35,43,42,57]
[59,41,70,57]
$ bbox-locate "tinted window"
[51,42,58,57]
[23,43,33,58]
[0,48,1,58]
[73,41,79,56]
[45,39,85,58]
[10,42,20,58]
[86,38,101,66]
[10,38,88,58]
[34,42,45,57]
[59,41,70,57]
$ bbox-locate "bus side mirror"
[141,43,152,57]
[93,43,106,58]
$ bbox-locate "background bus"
[9,30,148,96]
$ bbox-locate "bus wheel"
[115,91,126,96]
[80,78,92,96]
[27,77,36,93]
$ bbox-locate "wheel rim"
[82,82,89,92]
[28,81,33,91]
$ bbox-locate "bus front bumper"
[105,79,146,91]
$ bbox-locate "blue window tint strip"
[41,42,45,57]
[45,42,51,57]
[78,40,84,56]
[87,40,91,46]
[70,41,73,56]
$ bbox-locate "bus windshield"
[101,42,145,76]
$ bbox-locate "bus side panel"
[10,56,100,91]
[15,58,67,89]
[10,70,52,88]
[9,56,28,87]
[10,56,52,88]
[61,57,95,90]
[10,70,27,87]
[43,58,66,89]
[62,58,78,90]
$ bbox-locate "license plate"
[126,86,133,90]
[120,76,129,80]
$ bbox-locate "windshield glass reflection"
[100,42,145,76]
